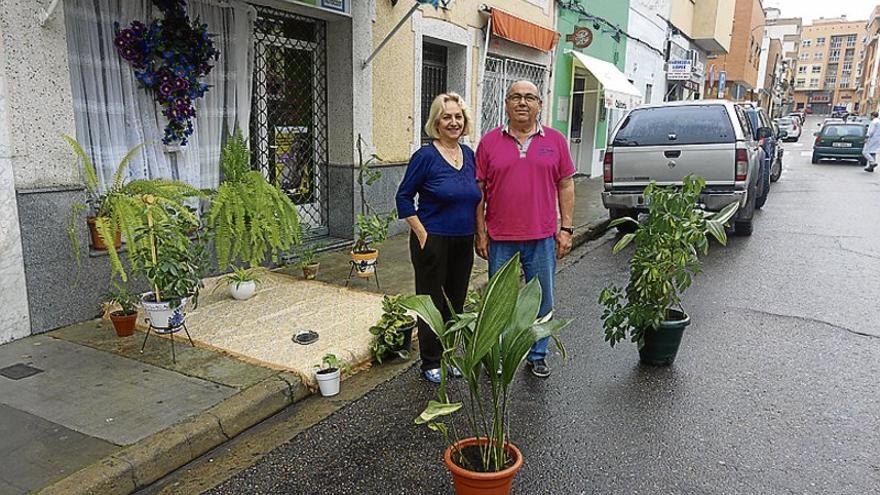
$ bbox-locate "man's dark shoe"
[865,165,876,172]
[527,359,551,378]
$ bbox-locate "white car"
[774,117,800,141]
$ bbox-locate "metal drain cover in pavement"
[0,363,44,380]
[292,331,319,345]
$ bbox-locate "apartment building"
[761,9,802,114]
[793,17,866,114]
[707,0,765,101]
[669,0,735,101]
[857,6,880,114]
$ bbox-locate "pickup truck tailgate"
[611,143,736,186]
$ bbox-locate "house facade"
[0,0,562,344]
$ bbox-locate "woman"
[395,93,481,383]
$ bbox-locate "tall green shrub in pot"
[401,254,568,494]
[598,175,738,364]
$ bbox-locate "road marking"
[801,151,812,157]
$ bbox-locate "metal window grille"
[421,43,448,145]
[480,56,547,136]
[250,5,329,237]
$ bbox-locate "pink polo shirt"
[476,124,575,241]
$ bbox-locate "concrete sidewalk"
[1,176,609,495]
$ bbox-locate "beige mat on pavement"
[138,272,385,388]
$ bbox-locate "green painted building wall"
[552,1,629,150]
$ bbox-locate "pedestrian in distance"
[395,93,481,384]
[864,111,880,172]
[474,80,576,378]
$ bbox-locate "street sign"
[667,60,692,81]
[718,70,727,98]
[565,27,594,49]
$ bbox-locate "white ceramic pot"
[315,368,341,397]
[141,293,188,331]
[228,281,256,300]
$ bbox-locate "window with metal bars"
[421,43,448,145]
[249,5,330,237]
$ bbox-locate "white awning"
[566,50,643,110]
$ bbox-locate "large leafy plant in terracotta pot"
[401,254,568,494]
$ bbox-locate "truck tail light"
[815,134,821,147]
[603,150,613,183]
[735,148,748,181]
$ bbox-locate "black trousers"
[410,231,474,370]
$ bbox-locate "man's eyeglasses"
[506,93,541,103]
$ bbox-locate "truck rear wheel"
[734,220,753,236]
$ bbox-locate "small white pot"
[228,281,256,300]
[141,293,189,331]
[315,368,341,397]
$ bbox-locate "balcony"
[691,0,735,54]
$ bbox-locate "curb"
[36,372,310,495]
[571,218,611,251]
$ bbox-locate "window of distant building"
[846,34,857,47]
[809,78,819,87]
[814,52,823,61]
[812,66,821,74]
[829,49,840,62]
[796,78,806,87]
[800,53,809,61]
[798,66,807,74]
[801,39,812,47]
[816,37,826,46]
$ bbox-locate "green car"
[811,124,867,165]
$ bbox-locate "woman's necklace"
[436,141,462,168]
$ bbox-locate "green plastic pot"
[639,309,691,366]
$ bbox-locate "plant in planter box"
[207,130,301,270]
[369,295,417,364]
[220,265,263,301]
[130,194,209,330]
[105,283,140,337]
[314,353,350,397]
[401,254,568,494]
[351,134,396,278]
[598,175,738,366]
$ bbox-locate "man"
[475,80,576,378]
[864,112,880,172]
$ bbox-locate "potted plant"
[206,130,301,270]
[105,283,139,337]
[351,134,396,278]
[130,194,209,331]
[314,353,349,397]
[296,241,322,280]
[401,254,568,495]
[368,295,417,363]
[598,175,738,366]
[221,266,263,301]
[64,136,144,256]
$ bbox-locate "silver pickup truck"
[601,100,762,236]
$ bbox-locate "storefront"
[566,50,643,177]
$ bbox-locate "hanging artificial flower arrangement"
[114,0,219,146]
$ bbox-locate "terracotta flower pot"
[109,310,138,337]
[351,250,379,278]
[444,438,523,495]
[86,217,122,250]
[302,262,320,280]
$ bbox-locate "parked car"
[812,124,867,165]
[775,116,801,141]
[846,115,871,129]
[602,100,762,236]
[787,112,805,125]
[821,118,845,127]
[737,102,778,209]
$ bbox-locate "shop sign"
[667,60,692,81]
[809,94,831,103]
[566,27,593,49]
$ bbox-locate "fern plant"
[64,136,202,280]
[207,130,301,269]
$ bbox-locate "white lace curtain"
[64,0,254,191]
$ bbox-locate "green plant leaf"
[467,254,520,369]
[612,233,636,254]
[415,400,462,424]
[609,217,637,228]
[400,295,445,338]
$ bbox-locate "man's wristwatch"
[560,226,574,235]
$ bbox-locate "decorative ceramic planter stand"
[345,259,381,290]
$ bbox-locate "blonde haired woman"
[395,93,481,383]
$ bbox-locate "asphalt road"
[165,115,880,495]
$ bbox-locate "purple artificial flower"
[159,81,175,96]
[174,77,189,91]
